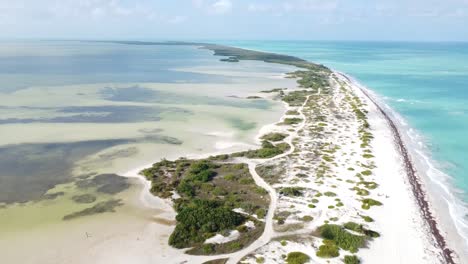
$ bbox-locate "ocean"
[219,40,468,248]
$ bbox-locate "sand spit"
[125,68,448,264]
[337,72,457,263]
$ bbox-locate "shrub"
[344,222,380,238]
[360,215,374,222]
[344,255,360,264]
[255,208,266,219]
[283,118,303,125]
[239,178,254,185]
[316,240,339,258]
[361,170,372,176]
[318,224,365,253]
[324,191,337,197]
[261,133,288,142]
[169,200,245,248]
[286,252,311,264]
[361,198,382,210]
[280,187,304,197]
[228,242,243,250]
[256,257,265,263]
[224,174,236,181]
[202,244,215,254]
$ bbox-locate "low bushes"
[316,240,339,258]
[318,224,365,253]
[286,252,311,264]
[344,255,360,264]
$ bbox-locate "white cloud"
[211,0,232,14]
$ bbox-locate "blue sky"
[1,0,468,41]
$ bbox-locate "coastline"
[336,72,459,263]
[98,42,462,263]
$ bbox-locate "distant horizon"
[2,38,468,44]
[2,1,467,42]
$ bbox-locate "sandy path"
[224,94,313,264]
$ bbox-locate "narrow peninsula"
[136,42,457,264]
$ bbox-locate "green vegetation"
[288,69,331,91]
[282,90,310,106]
[260,88,284,93]
[233,140,290,159]
[141,158,269,253]
[286,252,311,264]
[344,255,360,264]
[170,199,245,248]
[317,224,366,253]
[324,191,337,197]
[361,198,382,210]
[316,240,340,258]
[202,259,228,264]
[360,215,374,222]
[282,118,303,125]
[261,132,288,142]
[280,187,305,197]
[286,110,300,115]
[343,222,380,238]
[361,170,372,176]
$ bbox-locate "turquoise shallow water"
[218,40,468,247]
[219,40,468,200]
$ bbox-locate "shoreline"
[108,41,462,263]
[336,71,457,263]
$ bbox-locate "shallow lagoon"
[0,41,297,263]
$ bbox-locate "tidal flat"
[0,41,297,264]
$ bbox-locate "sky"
[1,0,468,41]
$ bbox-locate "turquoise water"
[220,40,468,199]
[218,40,468,247]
